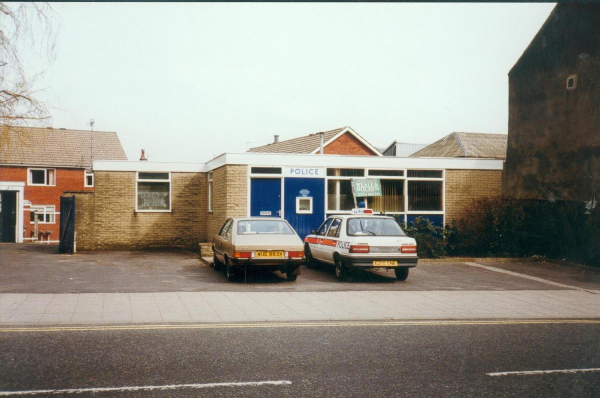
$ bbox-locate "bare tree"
[0,2,58,152]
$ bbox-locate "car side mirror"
[311,230,317,235]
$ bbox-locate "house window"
[407,170,443,178]
[370,180,405,213]
[368,170,404,177]
[251,167,282,174]
[327,168,364,177]
[136,172,171,212]
[30,205,56,224]
[28,168,56,186]
[567,74,577,90]
[327,180,361,211]
[408,181,443,211]
[296,197,313,214]
[84,171,94,187]
[208,171,213,212]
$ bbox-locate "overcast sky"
[39,3,555,163]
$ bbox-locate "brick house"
[67,127,504,250]
[503,3,600,206]
[0,126,127,243]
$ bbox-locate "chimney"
[140,149,147,161]
[274,135,279,143]
[319,132,324,154]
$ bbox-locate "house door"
[283,177,325,240]
[0,191,17,243]
[250,178,281,217]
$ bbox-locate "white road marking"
[487,368,600,377]
[0,381,292,396]
[463,262,594,293]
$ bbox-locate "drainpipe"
[319,132,324,154]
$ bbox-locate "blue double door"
[250,177,325,240]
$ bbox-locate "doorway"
[0,191,17,243]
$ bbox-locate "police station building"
[68,127,505,250]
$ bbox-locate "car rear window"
[238,220,295,235]
[347,218,406,236]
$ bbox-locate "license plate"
[256,250,284,258]
[373,260,398,266]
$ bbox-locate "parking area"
[1,244,599,294]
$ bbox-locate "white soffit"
[93,161,206,172]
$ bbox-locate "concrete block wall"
[206,165,248,240]
[73,171,206,250]
[445,169,503,224]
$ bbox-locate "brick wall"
[323,132,378,155]
[445,169,503,224]
[0,166,91,241]
[206,165,248,240]
[72,171,206,250]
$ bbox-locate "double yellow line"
[1,319,599,333]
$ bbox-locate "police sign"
[351,178,382,197]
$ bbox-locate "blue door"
[284,177,325,240]
[250,178,281,217]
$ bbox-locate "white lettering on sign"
[283,167,325,178]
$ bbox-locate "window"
[567,74,577,90]
[368,170,404,177]
[347,218,406,236]
[407,170,443,178]
[84,171,94,187]
[219,218,233,237]
[327,168,364,177]
[28,168,55,186]
[237,220,294,235]
[208,171,213,212]
[30,205,56,224]
[316,218,334,236]
[251,167,282,174]
[327,180,357,211]
[327,218,342,237]
[296,197,313,214]
[137,172,171,211]
[370,180,405,213]
[408,181,443,211]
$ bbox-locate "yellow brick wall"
[445,169,503,224]
[74,171,206,250]
[206,165,248,240]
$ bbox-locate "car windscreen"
[346,218,407,236]
[237,220,295,235]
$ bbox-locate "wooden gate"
[59,196,76,253]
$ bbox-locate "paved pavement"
[2,244,600,326]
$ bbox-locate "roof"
[382,141,428,157]
[410,132,507,160]
[247,127,381,156]
[0,126,128,167]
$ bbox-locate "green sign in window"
[351,178,382,197]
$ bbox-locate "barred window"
[137,172,171,211]
[408,181,442,211]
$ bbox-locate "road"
[2,321,600,397]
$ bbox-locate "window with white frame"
[137,172,171,211]
[30,205,56,224]
[296,197,313,214]
[207,171,213,212]
[84,170,94,187]
[28,168,56,186]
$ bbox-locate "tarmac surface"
[1,244,600,326]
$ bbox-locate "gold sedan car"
[212,217,305,282]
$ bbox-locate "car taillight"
[401,246,417,254]
[349,245,370,253]
[233,251,252,259]
[287,251,304,258]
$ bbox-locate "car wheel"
[213,251,223,271]
[395,267,409,281]
[305,244,316,269]
[334,255,348,282]
[225,257,236,282]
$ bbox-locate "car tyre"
[286,273,298,282]
[225,257,236,282]
[305,244,316,269]
[213,251,223,272]
[334,255,348,282]
[395,267,409,281]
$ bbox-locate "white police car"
[304,209,418,281]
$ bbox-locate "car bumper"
[339,254,418,268]
[229,257,304,273]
